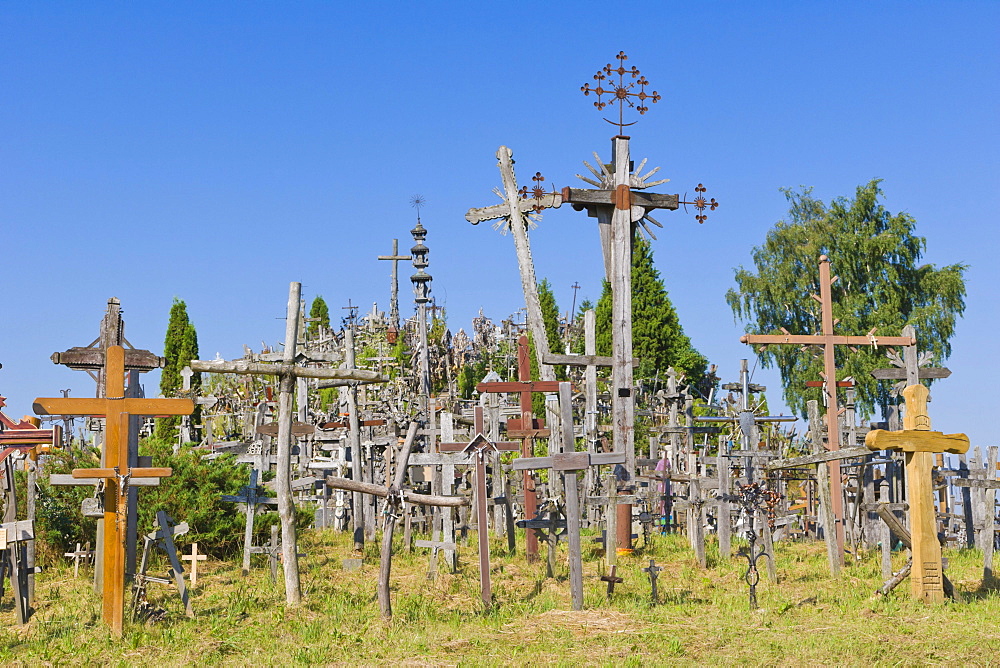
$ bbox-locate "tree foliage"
[726,180,967,419]
[595,235,708,382]
[156,298,199,440]
[308,295,331,337]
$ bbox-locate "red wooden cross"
[475,335,560,561]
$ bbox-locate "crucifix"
[377,238,411,331]
[476,335,560,561]
[440,406,519,608]
[866,384,968,603]
[513,382,626,610]
[33,345,193,636]
[740,254,915,564]
[221,468,278,574]
[191,282,387,606]
[562,54,716,553]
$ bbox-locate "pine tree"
[308,296,330,338]
[727,180,967,418]
[595,235,707,382]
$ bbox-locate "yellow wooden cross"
[33,345,193,635]
[866,384,968,603]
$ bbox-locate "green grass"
[3,529,1000,665]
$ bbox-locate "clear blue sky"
[2,2,997,443]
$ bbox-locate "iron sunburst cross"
[33,345,193,636]
[582,50,662,134]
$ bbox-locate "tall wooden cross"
[740,254,915,563]
[439,406,519,607]
[33,345,193,636]
[476,335,560,561]
[871,324,951,430]
[377,238,411,331]
[866,384,968,603]
[191,282,387,606]
[513,382,626,610]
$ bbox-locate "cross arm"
[560,187,679,210]
[871,367,951,380]
[865,429,970,455]
[190,359,386,383]
[513,451,626,472]
[73,467,173,479]
[32,397,194,417]
[465,193,563,225]
[766,446,871,470]
[741,333,917,346]
[50,347,165,371]
[541,353,639,368]
[476,381,561,394]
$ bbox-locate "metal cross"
[581,51,661,134]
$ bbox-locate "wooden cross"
[377,238,411,330]
[408,450,473,574]
[191,281,388,606]
[513,382,626,610]
[643,559,662,603]
[740,254,916,563]
[220,468,278,575]
[64,541,93,578]
[465,146,562,388]
[476,335,560,561]
[866,384,968,603]
[440,406,519,608]
[134,511,193,618]
[33,344,192,636]
[600,565,623,599]
[182,543,207,588]
[871,324,951,430]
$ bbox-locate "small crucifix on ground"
[440,406,519,608]
[740,254,915,564]
[866,384,968,603]
[513,382,626,611]
[34,345,193,636]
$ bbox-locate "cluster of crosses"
[0,53,981,635]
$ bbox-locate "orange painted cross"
[33,345,193,636]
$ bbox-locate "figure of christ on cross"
[33,345,194,636]
[476,335,560,562]
[439,406,520,608]
[740,255,915,564]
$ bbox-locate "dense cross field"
[3,530,999,666]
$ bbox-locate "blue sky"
[2,2,997,443]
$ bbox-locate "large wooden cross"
[866,384,969,603]
[439,406,519,607]
[33,345,193,636]
[513,382,626,610]
[191,281,387,606]
[476,334,560,561]
[740,254,915,563]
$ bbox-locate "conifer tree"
[156,299,199,441]
[308,296,330,338]
[595,236,707,382]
